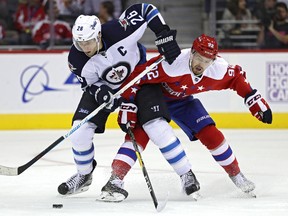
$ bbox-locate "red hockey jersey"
[122,49,253,100]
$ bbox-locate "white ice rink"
[0,129,287,216]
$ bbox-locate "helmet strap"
[95,33,102,54]
[96,40,100,54]
[189,51,193,72]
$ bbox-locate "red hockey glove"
[118,102,138,132]
[245,89,272,124]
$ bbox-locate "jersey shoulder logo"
[118,18,130,31]
[68,62,77,72]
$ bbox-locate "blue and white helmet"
[72,15,101,51]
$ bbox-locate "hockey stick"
[127,126,168,212]
[0,56,165,176]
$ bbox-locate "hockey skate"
[58,160,97,195]
[180,170,200,199]
[96,174,128,202]
[230,172,256,197]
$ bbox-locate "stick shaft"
[127,127,159,209]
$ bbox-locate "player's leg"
[58,92,110,195]
[99,85,199,202]
[142,118,200,196]
[195,125,255,193]
[168,97,255,194]
[137,84,199,196]
[110,125,149,179]
[99,125,149,201]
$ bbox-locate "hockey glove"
[155,29,181,65]
[118,102,138,132]
[245,89,272,124]
[95,85,122,112]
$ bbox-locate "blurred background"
[0,3,287,214]
[0,0,287,130]
[1,0,288,50]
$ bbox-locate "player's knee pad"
[70,120,97,151]
[136,84,171,125]
[143,118,176,149]
[195,124,225,150]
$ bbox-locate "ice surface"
[0,129,287,216]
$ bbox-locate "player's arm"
[223,65,252,97]
[81,67,122,113]
[121,55,170,93]
[223,65,272,124]
[68,46,96,91]
[120,3,180,64]
[141,56,171,84]
[118,56,169,131]
[68,48,121,112]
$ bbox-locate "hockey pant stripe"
[73,144,94,164]
[166,151,186,164]
[143,119,191,176]
[212,146,233,161]
[210,141,236,166]
[72,144,95,174]
[159,138,191,175]
[74,157,94,165]
[114,154,136,168]
[160,138,181,153]
[72,145,94,156]
[159,138,184,160]
[117,147,137,161]
[195,125,239,175]
[114,141,142,168]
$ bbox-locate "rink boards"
[0,50,287,129]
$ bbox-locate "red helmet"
[192,34,218,59]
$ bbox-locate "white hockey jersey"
[68,3,169,93]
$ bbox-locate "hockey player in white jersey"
[57,3,197,197]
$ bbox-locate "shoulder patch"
[118,18,130,31]
[68,61,77,72]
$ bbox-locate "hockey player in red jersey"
[99,34,272,201]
